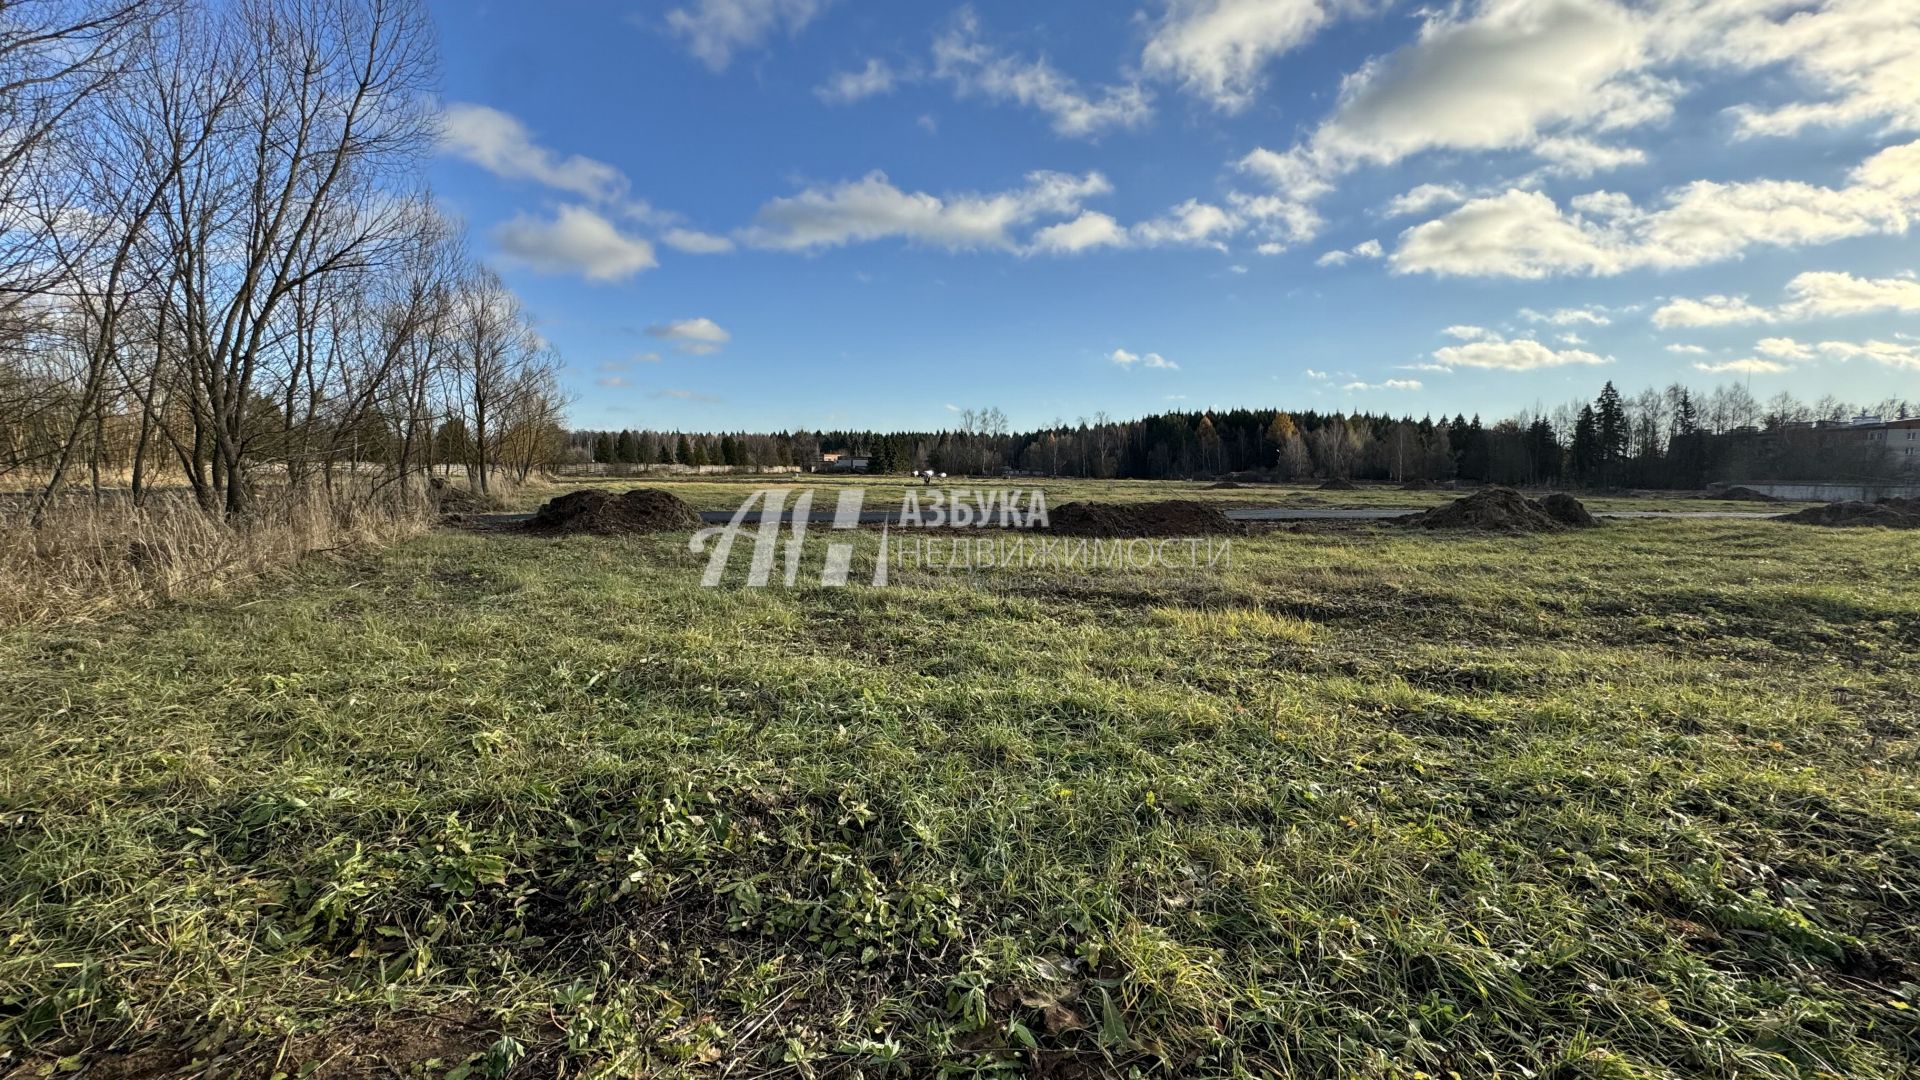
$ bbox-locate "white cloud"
[1671,0,1920,140]
[1432,333,1611,371]
[1815,338,1920,371]
[1777,270,1920,318]
[816,58,898,104]
[1317,237,1385,266]
[647,317,732,356]
[1443,324,1492,341]
[1142,0,1336,112]
[492,206,658,281]
[1030,211,1128,254]
[1304,368,1329,380]
[740,169,1110,252]
[665,0,830,72]
[1652,295,1773,329]
[662,228,736,254]
[933,12,1152,138]
[1109,348,1179,370]
[596,374,629,388]
[1532,136,1645,178]
[1392,139,1920,279]
[1343,378,1423,391]
[1559,332,1587,345]
[1520,305,1610,326]
[1654,269,1920,328]
[1664,343,1709,355]
[441,103,629,204]
[653,388,725,403]
[1383,183,1468,219]
[1693,358,1789,374]
[1130,199,1237,250]
[1755,337,1814,361]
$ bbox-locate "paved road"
[480,507,1787,527]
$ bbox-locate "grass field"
[509,475,1825,516]
[2,487,1917,1078]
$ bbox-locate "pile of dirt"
[428,477,503,517]
[1206,481,1247,489]
[1716,486,1780,502]
[1778,499,1920,528]
[1318,478,1358,491]
[1047,499,1240,537]
[526,488,703,534]
[1537,492,1597,528]
[1402,487,1595,533]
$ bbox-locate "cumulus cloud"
[1392,139,1920,278]
[1304,368,1330,380]
[1383,183,1468,218]
[1654,269,1920,327]
[441,103,630,204]
[1652,295,1774,329]
[1521,305,1610,325]
[1755,337,1814,360]
[665,0,830,72]
[1816,338,1920,370]
[933,12,1151,138]
[1664,343,1709,355]
[1142,0,1337,112]
[740,169,1110,252]
[1109,348,1179,370]
[1692,358,1789,374]
[1315,238,1384,267]
[1342,378,1423,391]
[647,317,732,355]
[493,206,658,281]
[1431,331,1611,371]
[1130,199,1237,250]
[1030,211,1128,254]
[1242,0,1920,230]
[1443,325,1492,341]
[816,58,898,104]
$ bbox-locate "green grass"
[1,498,1916,1077]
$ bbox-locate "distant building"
[815,451,870,472]
[1853,416,1920,471]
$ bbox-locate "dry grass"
[0,482,450,626]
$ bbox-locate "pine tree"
[674,434,693,464]
[592,432,615,463]
[1596,381,1629,483]
[1571,405,1598,485]
[657,439,675,465]
[615,430,640,464]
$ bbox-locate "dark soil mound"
[1779,500,1920,528]
[1207,481,1247,489]
[428,476,503,517]
[1717,486,1779,502]
[1402,486,1590,533]
[1318,478,1359,491]
[1537,492,1597,528]
[1047,499,1239,537]
[527,488,703,535]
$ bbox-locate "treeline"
[574,386,1914,487]
[0,0,567,517]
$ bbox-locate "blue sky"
[428,0,1920,432]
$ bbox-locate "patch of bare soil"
[1779,498,1920,528]
[526,488,703,534]
[1317,478,1358,491]
[1046,499,1240,537]
[1401,487,1596,533]
[1716,486,1780,502]
[1206,481,1247,489]
[1,1013,494,1080]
